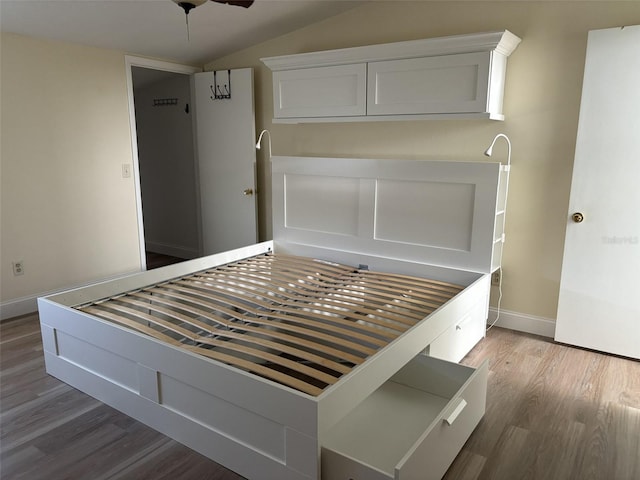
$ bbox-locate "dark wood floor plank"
[0,332,44,367]
[612,403,640,480]
[0,373,68,411]
[2,314,639,480]
[6,415,126,480]
[602,353,640,407]
[479,424,534,480]
[0,315,40,338]
[1,388,102,452]
[145,251,186,270]
[28,406,171,480]
[120,443,245,480]
[0,444,47,478]
[91,437,174,480]
[440,448,486,480]
[574,402,616,480]
[545,419,587,480]
[461,331,544,458]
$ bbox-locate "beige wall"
[207,1,640,321]
[1,33,141,310]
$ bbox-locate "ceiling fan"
[172,0,254,16]
[172,0,255,39]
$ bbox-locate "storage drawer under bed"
[427,297,488,364]
[321,355,488,480]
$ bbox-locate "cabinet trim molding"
[261,30,520,71]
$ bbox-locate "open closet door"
[192,68,257,255]
[555,26,640,359]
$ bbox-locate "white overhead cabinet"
[272,63,366,118]
[262,30,521,123]
[367,52,491,116]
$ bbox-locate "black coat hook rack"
[210,70,232,100]
[153,98,178,106]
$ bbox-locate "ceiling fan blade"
[211,0,254,8]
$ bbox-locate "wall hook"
[210,70,232,100]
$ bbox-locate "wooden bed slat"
[182,345,323,396]
[116,296,352,374]
[171,280,398,340]
[85,305,327,396]
[143,287,379,355]
[197,268,424,324]
[77,253,462,396]
[84,306,183,346]
[90,302,341,386]
[264,264,449,310]
[128,291,367,365]
[239,254,353,278]
[247,254,462,295]
[341,273,458,302]
[179,277,407,335]
[354,269,464,294]
[205,268,427,320]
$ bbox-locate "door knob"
[572,212,584,223]
[243,188,254,196]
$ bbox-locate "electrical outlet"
[491,269,501,287]
[12,260,24,276]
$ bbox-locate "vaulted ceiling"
[0,0,363,64]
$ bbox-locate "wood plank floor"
[1,314,639,479]
[145,251,186,270]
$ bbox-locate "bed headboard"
[272,156,504,275]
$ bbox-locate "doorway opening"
[125,57,201,270]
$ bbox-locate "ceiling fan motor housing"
[172,0,254,14]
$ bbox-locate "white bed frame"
[38,156,507,480]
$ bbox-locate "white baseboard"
[487,307,556,338]
[145,241,199,260]
[0,269,141,322]
[0,296,39,321]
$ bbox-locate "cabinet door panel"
[273,64,366,118]
[367,52,490,115]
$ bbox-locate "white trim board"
[487,307,555,338]
[0,297,38,321]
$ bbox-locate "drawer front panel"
[396,360,488,479]
[321,356,488,480]
[367,52,490,115]
[428,300,487,363]
[273,64,366,118]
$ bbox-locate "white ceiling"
[0,0,363,65]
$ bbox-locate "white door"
[193,68,257,255]
[555,26,640,359]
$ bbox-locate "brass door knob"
[572,212,584,223]
[243,188,254,196]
